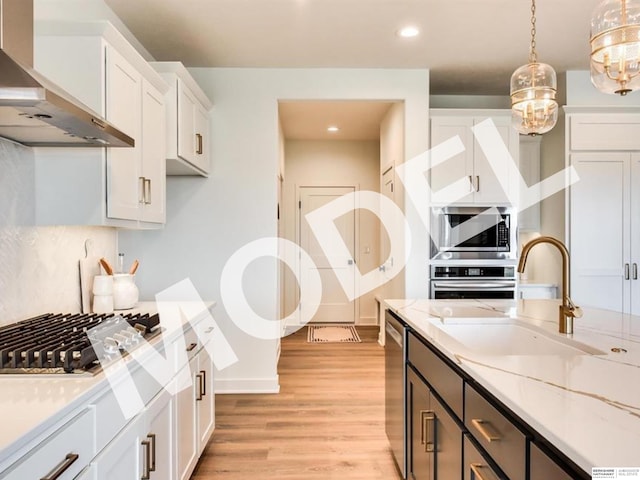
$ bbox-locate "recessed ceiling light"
[327,126,340,132]
[397,26,419,38]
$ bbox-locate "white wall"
[0,139,117,325]
[282,139,381,324]
[566,70,640,106]
[119,68,429,393]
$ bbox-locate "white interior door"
[299,186,356,323]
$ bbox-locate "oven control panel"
[431,265,515,279]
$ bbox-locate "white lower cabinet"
[145,390,174,480]
[176,345,215,480]
[93,413,145,480]
[0,319,214,480]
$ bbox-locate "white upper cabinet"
[33,21,168,227]
[429,110,519,206]
[152,62,213,176]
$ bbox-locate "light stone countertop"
[384,298,640,474]
[0,301,216,471]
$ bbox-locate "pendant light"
[590,0,640,96]
[510,0,558,136]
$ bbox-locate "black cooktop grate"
[0,312,159,374]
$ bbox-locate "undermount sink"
[435,322,606,357]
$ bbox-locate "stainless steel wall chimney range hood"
[0,0,133,147]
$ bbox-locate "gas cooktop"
[0,312,160,375]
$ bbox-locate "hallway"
[192,326,399,479]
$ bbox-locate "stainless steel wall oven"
[430,265,517,300]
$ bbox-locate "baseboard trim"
[214,376,280,394]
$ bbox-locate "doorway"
[299,186,356,323]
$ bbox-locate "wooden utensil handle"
[129,259,139,275]
[99,257,113,275]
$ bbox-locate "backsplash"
[0,139,116,325]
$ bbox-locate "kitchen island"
[386,298,640,478]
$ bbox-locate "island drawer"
[530,443,574,480]
[465,383,526,480]
[463,435,503,480]
[408,332,463,420]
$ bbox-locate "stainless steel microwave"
[430,206,517,260]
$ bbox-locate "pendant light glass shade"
[510,62,558,135]
[590,0,640,95]
[510,0,558,136]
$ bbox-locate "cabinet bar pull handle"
[470,463,494,480]
[138,177,145,204]
[141,439,152,480]
[186,342,198,352]
[204,326,214,333]
[196,133,203,154]
[147,433,157,472]
[476,175,480,192]
[144,178,151,205]
[200,369,207,397]
[40,453,79,480]
[634,263,638,280]
[625,263,630,280]
[420,410,435,452]
[471,418,501,442]
[196,373,204,401]
[468,175,474,192]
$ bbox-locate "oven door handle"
[432,281,516,289]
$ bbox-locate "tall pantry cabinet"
[566,109,640,314]
[33,21,168,227]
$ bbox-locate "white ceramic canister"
[92,275,114,313]
[112,274,139,310]
[93,294,114,314]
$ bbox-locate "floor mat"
[307,325,361,343]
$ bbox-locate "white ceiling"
[104,0,603,139]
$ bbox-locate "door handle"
[138,176,145,204]
[476,175,480,192]
[196,373,204,401]
[625,263,630,280]
[196,133,203,154]
[141,438,152,480]
[468,175,474,192]
[200,369,207,397]
[147,433,156,472]
[144,178,151,205]
[634,263,638,280]
[420,410,435,452]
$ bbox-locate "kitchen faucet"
[517,236,582,334]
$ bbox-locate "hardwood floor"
[191,326,401,479]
